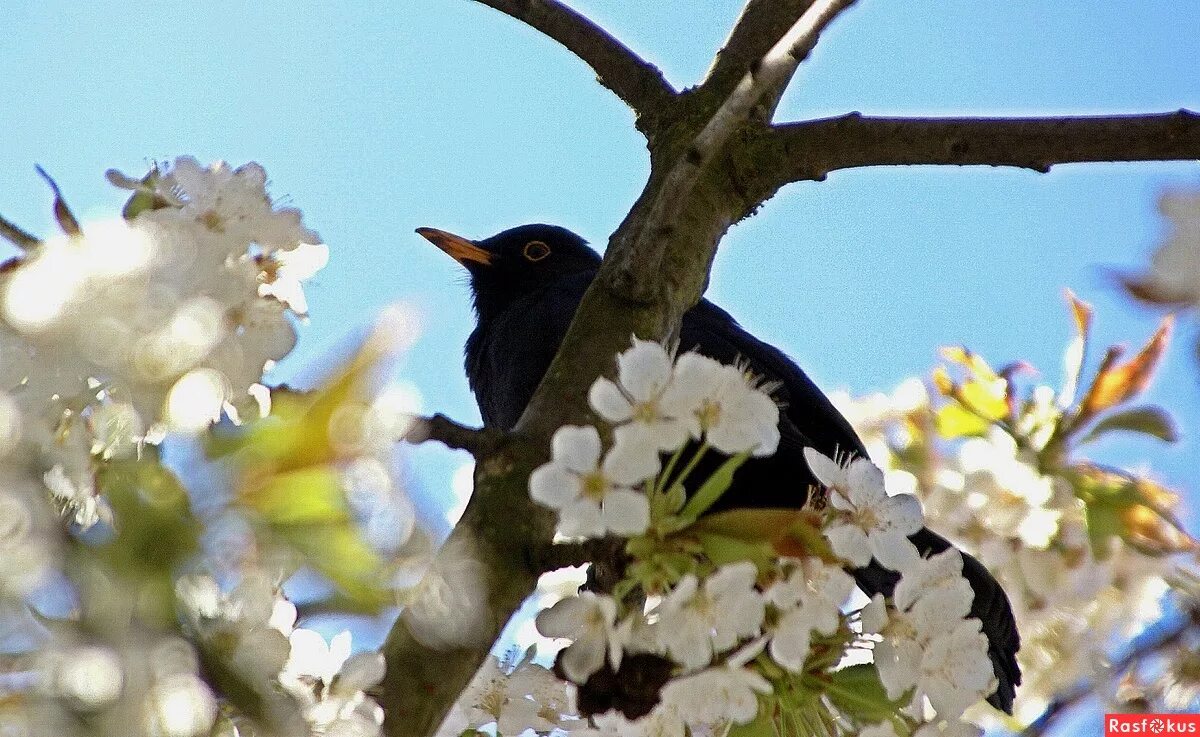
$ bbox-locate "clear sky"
[2,2,1199,728]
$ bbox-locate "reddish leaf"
[1078,316,1173,419]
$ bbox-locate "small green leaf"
[280,523,389,611]
[1079,405,1179,445]
[935,403,990,438]
[726,700,777,737]
[825,664,905,722]
[664,483,687,514]
[679,452,750,522]
[242,465,350,525]
[695,532,773,568]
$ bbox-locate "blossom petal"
[824,523,872,566]
[529,464,579,509]
[535,596,590,639]
[769,611,812,671]
[846,458,887,506]
[870,531,921,571]
[559,637,606,683]
[617,339,672,401]
[877,493,925,536]
[604,428,660,485]
[601,490,651,536]
[588,377,633,423]
[557,499,604,539]
[803,447,846,489]
[551,425,602,474]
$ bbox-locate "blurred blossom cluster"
[440,340,998,737]
[0,160,420,737]
[831,295,1198,726]
[1124,189,1200,310]
[1124,188,1200,361]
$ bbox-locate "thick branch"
[381,435,554,736]
[603,0,859,301]
[471,0,676,134]
[750,110,1200,191]
[700,0,818,105]
[403,413,503,457]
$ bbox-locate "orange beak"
[416,227,494,266]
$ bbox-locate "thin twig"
[472,0,676,134]
[403,414,504,457]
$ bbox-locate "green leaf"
[1079,405,1179,445]
[242,465,350,525]
[935,403,990,439]
[825,664,905,722]
[726,700,777,737]
[695,532,773,568]
[280,523,389,612]
[679,451,750,522]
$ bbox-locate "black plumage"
[418,223,1021,713]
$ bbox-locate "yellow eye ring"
[523,240,551,262]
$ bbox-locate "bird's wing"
[681,298,1021,712]
[681,299,867,460]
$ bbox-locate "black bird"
[418,223,1021,713]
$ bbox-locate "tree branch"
[471,0,676,135]
[403,413,503,457]
[381,7,1199,737]
[381,434,554,736]
[699,0,818,106]
[603,0,859,301]
[748,110,1200,192]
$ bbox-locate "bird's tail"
[852,527,1022,714]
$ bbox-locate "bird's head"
[417,223,601,316]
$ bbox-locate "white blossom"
[660,639,772,727]
[660,352,780,457]
[893,549,974,613]
[590,704,686,737]
[589,339,691,456]
[805,448,923,569]
[458,651,573,734]
[536,592,632,683]
[766,558,855,671]
[279,629,386,737]
[914,618,996,719]
[43,464,111,530]
[530,425,653,538]
[655,561,765,669]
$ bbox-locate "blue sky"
[3,1,1197,506]
[2,3,1199,726]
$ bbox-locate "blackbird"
[418,223,1021,713]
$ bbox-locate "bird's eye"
[523,240,551,262]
